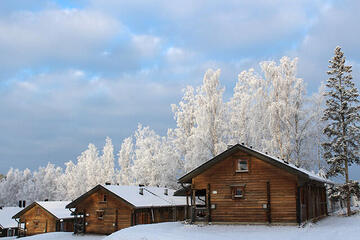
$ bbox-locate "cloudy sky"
[1,0,360,178]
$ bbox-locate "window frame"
[235,158,249,173]
[230,184,246,199]
[96,210,105,220]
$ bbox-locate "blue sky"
[0,0,360,178]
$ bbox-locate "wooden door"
[266,181,272,223]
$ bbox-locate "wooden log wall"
[134,206,185,225]
[192,151,298,223]
[299,183,327,222]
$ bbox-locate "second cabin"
[66,184,187,235]
[177,144,332,225]
[12,201,74,237]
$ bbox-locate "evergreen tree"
[322,46,360,216]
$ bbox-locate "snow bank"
[17,232,105,240]
[105,214,360,240]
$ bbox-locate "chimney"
[18,201,22,208]
[139,187,144,195]
[164,188,168,196]
[22,200,26,208]
[105,182,111,185]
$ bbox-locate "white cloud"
[296,0,360,92]
[131,34,161,58]
[87,0,321,56]
[0,8,121,72]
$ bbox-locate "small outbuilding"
[0,206,22,237]
[66,184,187,235]
[12,201,74,236]
[177,144,333,225]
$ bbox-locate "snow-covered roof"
[179,144,334,184]
[12,201,74,220]
[102,185,187,208]
[36,201,73,219]
[248,147,334,184]
[0,207,22,229]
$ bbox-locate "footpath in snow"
[105,213,360,240]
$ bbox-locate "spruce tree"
[322,46,360,216]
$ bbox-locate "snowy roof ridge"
[35,201,73,219]
[102,185,186,208]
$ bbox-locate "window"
[7,228,15,236]
[36,207,41,216]
[230,184,246,199]
[33,220,39,228]
[234,187,244,197]
[96,210,104,220]
[236,158,249,172]
[103,194,107,202]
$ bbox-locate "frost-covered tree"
[62,160,83,200]
[228,58,311,167]
[261,57,309,164]
[307,83,327,170]
[121,124,182,188]
[131,124,162,186]
[170,86,197,169]
[322,46,360,216]
[118,136,134,185]
[100,137,115,184]
[0,168,35,206]
[32,163,64,201]
[172,69,228,171]
[228,68,270,149]
[62,143,102,200]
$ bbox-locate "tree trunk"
[339,76,351,217]
[344,156,351,216]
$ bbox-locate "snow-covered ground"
[3,232,105,240]
[105,213,360,240]
[4,213,359,240]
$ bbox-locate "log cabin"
[0,207,22,237]
[177,144,333,225]
[12,201,74,236]
[66,184,187,235]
